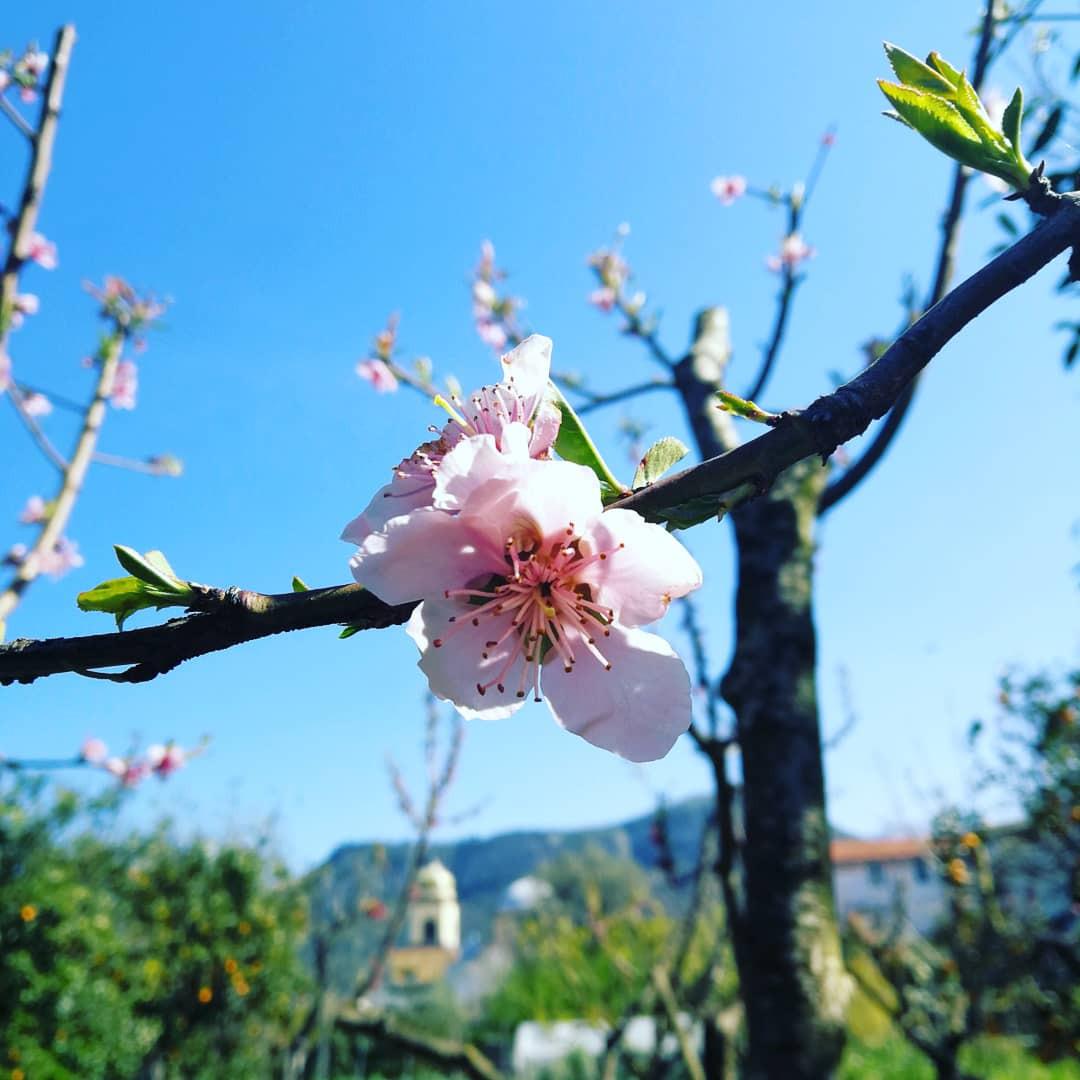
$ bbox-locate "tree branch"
[0,95,35,141]
[0,333,122,631]
[5,383,68,471]
[2,195,1078,685]
[819,0,998,515]
[570,377,673,416]
[616,194,1080,521]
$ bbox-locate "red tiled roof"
[830,837,928,864]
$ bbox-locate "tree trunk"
[721,460,850,1078]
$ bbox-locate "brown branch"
[570,377,673,416]
[0,333,121,632]
[5,383,68,470]
[2,194,1079,684]
[819,0,999,516]
[616,192,1080,521]
[335,1008,504,1080]
[0,27,75,348]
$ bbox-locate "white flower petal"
[341,474,436,545]
[457,458,602,544]
[499,334,552,415]
[349,508,498,605]
[409,597,529,720]
[585,509,702,626]
[541,624,691,761]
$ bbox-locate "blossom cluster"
[1,229,58,397]
[5,496,82,580]
[0,45,48,105]
[343,335,702,762]
[471,240,524,352]
[78,736,198,788]
[355,313,401,393]
[585,224,646,320]
[85,276,168,410]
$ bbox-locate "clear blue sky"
[3,2,1078,869]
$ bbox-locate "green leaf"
[113,545,184,593]
[1001,87,1024,154]
[77,576,190,631]
[715,390,776,425]
[878,81,981,157]
[339,625,361,639]
[884,42,955,95]
[548,383,627,503]
[925,51,964,90]
[291,576,309,592]
[632,436,689,490]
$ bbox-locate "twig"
[0,96,34,141]
[0,27,75,354]
[2,195,1079,684]
[650,966,705,1080]
[570,377,673,416]
[5,384,68,471]
[0,333,122,632]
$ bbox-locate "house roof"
[830,837,928,864]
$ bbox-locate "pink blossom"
[588,287,617,313]
[356,358,399,393]
[147,743,186,778]
[20,50,48,78]
[79,737,108,765]
[766,233,816,273]
[821,130,837,148]
[0,72,9,93]
[22,233,57,270]
[110,359,138,409]
[10,293,38,328]
[37,536,84,579]
[3,543,27,567]
[472,279,497,312]
[18,86,35,105]
[475,240,497,281]
[710,174,748,206]
[105,756,149,788]
[22,392,51,418]
[18,495,47,524]
[342,334,560,547]
[349,451,702,761]
[586,248,628,290]
[476,320,508,351]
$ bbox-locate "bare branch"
[0,333,123,631]
[0,95,34,141]
[5,383,68,471]
[570,377,673,416]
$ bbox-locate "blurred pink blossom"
[0,72,9,94]
[19,49,48,78]
[18,86,35,105]
[476,320,508,350]
[10,292,38,328]
[588,287,617,312]
[356,358,399,393]
[821,129,837,148]
[80,737,108,765]
[3,543,27,567]
[18,495,47,524]
[38,536,84,579]
[110,359,138,409]
[105,757,149,788]
[710,174,748,205]
[147,743,186,778]
[766,233,816,273]
[23,232,57,270]
[22,392,51,418]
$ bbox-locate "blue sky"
[2,2,1078,869]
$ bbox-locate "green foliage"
[0,777,313,1078]
[548,384,627,503]
[631,436,689,490]
[77,546,193,629]
[878,43,1033,190]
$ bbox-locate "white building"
[831,837,943,934]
